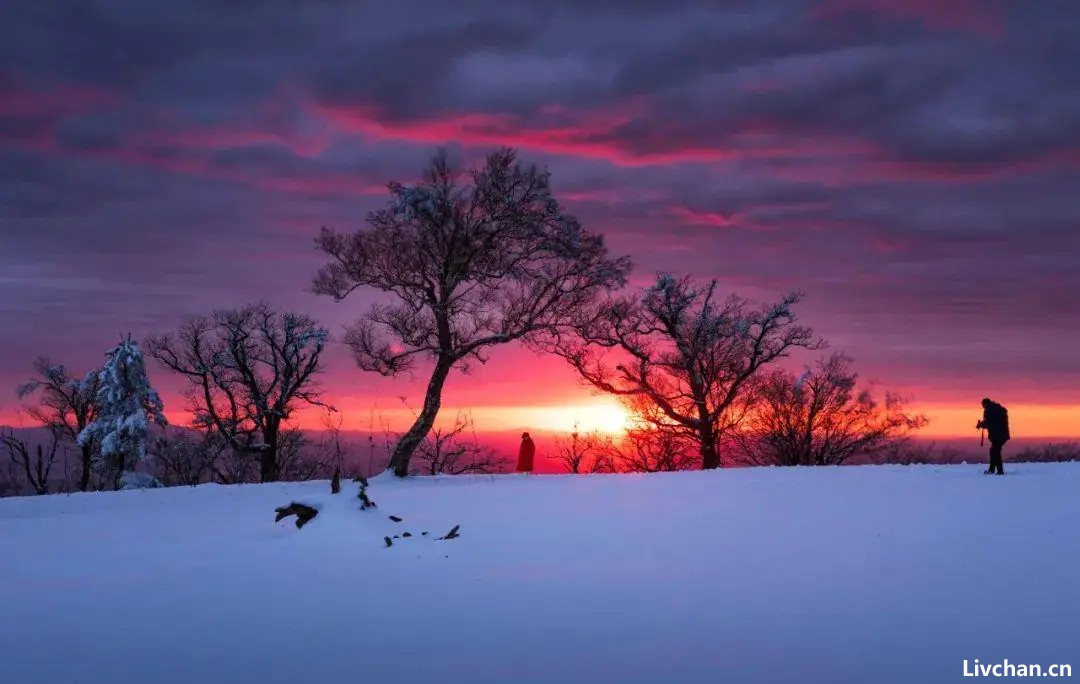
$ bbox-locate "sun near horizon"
[4,385,1079,439]
[137,396,1078,439]
[281,397,638,436]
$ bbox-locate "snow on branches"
[313,148,631,477]
[78,338,167,485]
[558,274,822,469]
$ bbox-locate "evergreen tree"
[79,337,167,488]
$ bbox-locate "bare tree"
[1012,442,1080,464]
[0,457,21,497]
[277,428,330,481]
[736,354,928,466]
[870,440,965,466]
[212,446,260,485]
[604,427,699,473]
[553,423,615,474]
[558,275,820,469]
[1,429,61,495]
[314,148,630,476]
[147,303,329,482]
[321,408,348,480]
[16,358,100,491]
[152,430,226,486]
[363,407,394,476]
[414,413,508,475]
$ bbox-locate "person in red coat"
[517,432,535,473]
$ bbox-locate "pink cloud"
[234,174,386,196]
[1,113,383,199]
[812,0,1004,38]
[766,149,1076,186]
[668,206,738,228]
[0,82,117,118]
[131,126,332,159]
[312,102,731,167]
[0,81,118,150]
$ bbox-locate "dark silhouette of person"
[517,432,535,473]
[976,398,1010,475]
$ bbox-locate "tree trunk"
[389,357,454,477]
[79,444,93,492]
[260,416,281,483]
[700,429,721,469]
[112,451,126,490]
[260,447,278,483]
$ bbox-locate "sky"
[2,1,1079,438]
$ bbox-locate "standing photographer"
[977,397,1011,475]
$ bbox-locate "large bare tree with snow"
[146,303,329,483]
[313,149,631,477]
[734,353,928,466]
[16,358,100,491]
[557,275,821,469]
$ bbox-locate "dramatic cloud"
[2,1,1078,430]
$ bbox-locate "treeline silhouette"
[3,148,1056,497]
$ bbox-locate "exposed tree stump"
[356,477,376,509]
[437,525,460,541]
[330,467,341,494]
[274,502,319,529]
[384,536,393,548]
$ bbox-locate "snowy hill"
[2,464,1078,683]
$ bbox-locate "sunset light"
[3,3,1080,682]
[522,400,633,435]
[914,404,1080,441]
[157,399,1080,440]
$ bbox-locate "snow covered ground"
[2,464,1078,683]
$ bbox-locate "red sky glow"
[2,1,1078,438]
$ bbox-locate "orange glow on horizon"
[301,399,1080,439]
[913,404,1080,440]
[6,401,1077,440]
[279,397,636,435]
[503,400,633,434]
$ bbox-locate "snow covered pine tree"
[78,337,167,489]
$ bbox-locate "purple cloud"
[2,0,1079,426]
